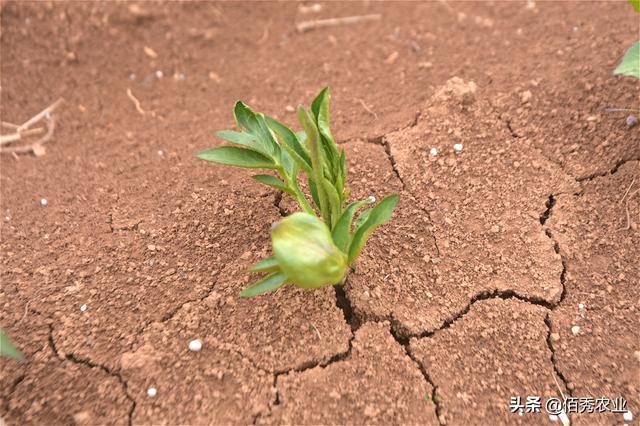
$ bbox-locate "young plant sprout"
[197,87,399,297]
[0,329,23,361]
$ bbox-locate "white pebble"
[188,339,202,352]
[549,414,558,422]
[453,143,463,153]
[147,387,157,397]
[155,70,164,79]
[80,304,87,312]
[623,411,633,421]
[40,198,48,206]
[429,147,438,156]
[157,150,164,156]
[367,195,376,204]
[571,325,580,335]
[129,73,137,81]
[578,303,584,310]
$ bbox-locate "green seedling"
[613,1,640,79]
[614,41,640,79]
[0,329,23,361]
[197,87,399,296]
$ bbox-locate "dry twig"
[126,88,146,115]
[620,187,639,231]
[0,99,63,155]
[310,323,322,341]
[619,177,636,204]
[296,14,381,33]
[258,21,272,44]
[356,98,378,119]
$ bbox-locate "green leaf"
[308,177,321,209]
[256,114,281,158]
[348,194,400,264]
[0,330,23,361]
[311,87,340,183]
[252,175,293,194]
[248,256,280,273]
[272,213,346,288]
[338,149,347,198]
[197,146,276,169]
[311,87,334,143]
[216,130,268,156]
[265,116,312,173]
[355,208,372,228]
[233,102,279,157]
[295,131,307,144]
[332,199,370,252]
[279,148,296,179]
[614,41,640,79]
[298,107,331,225]
[240,272,288,297]
[320,176,341,227]
[629,0,640,12]
[234,101,257,130]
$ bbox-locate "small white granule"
[40,198,48,206]
[453,143,463,153]
[147,387,157,397]
[155,70,164,79]
[571,325,580,335]
[367,195,376,204]
[80,304,87,312]
[429,147,438,156]
[158,150,164,156]
[189,339,202,352]
[578,303,584,310]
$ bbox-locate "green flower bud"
[271,213,347,288]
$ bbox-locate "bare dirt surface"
[1,1,638,425]
[410,298,560,425]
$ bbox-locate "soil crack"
[576,157,639,182]
[334,279,360,332]
[539,195,556,225]
[390,328,445,426]
[538,193,573,406]
[544,314,573,398]
[401,289,555,341]
[48,324,137,426]
[263,332,356,423]
[259,284,360,423]
[4,374,26,416]
[273,191,288,217]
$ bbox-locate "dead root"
[0,98,64,156]
[618,177,639,231]
[295,14,381,33]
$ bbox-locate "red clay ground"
[1,1,639,425]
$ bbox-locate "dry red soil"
[1,1,639,425]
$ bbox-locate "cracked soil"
[1,1,639,425]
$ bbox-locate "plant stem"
[290,177,315,215]
[275,165,314,215]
